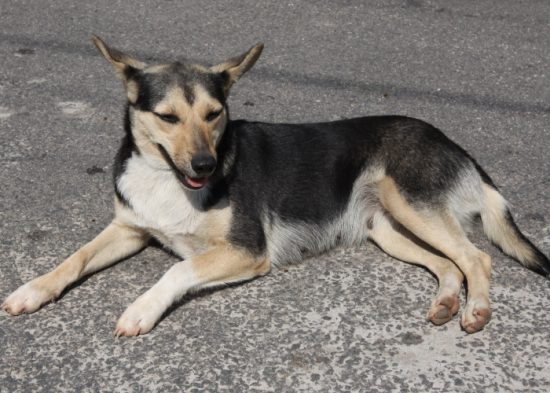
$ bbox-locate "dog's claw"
[113,326,141,338]
[2,298,27,316]
[114,323,144,338]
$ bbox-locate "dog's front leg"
[114,245,270,337]
[2,221,149,315]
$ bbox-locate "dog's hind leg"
[2,221,148,315]
[368,211,464,325]
[114,245,271,337]
[378,177,492,333]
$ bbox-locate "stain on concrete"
[398,332,424,345]
[86,165,106,175]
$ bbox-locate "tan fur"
[191,246,270,288]
[125,79,139,104]
[192,84,225,118]
[129,84,228,173]
[190,64,209,73]
[377,177,492,332]
[2,220,148,315]
[368,211,463,325]
[481,183,534,263]
[195,203,233,247]
[144,64,171,74]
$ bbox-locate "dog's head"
[92,36,263,190]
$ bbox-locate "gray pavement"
[1,1,549,392]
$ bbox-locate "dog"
[2,36,549,337]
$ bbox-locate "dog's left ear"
[210,43,264,93]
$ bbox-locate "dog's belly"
[265,212,374,266]
[265,173,382,266]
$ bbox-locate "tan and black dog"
[3,36,549,336]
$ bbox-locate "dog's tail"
[479,177,550,277]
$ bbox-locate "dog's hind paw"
[461,299,491,333]
[426,293,460,326]
[2,281,57,315]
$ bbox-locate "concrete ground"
[1,0,549,392]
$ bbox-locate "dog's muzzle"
[156,144,215,190]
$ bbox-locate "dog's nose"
[191,154,217,176]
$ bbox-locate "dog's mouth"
[156,144,210,191]
[173,169,210,191]
[182,176,208,190]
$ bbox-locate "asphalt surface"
[1,1,549,392]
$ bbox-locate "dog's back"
[221,116,550,276]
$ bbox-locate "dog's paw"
[2,280,58,315]
[426,293,460,326]
[461,299,491,333]
[114,296,165,337]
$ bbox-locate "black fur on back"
[208,116,480,254]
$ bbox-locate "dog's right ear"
[92,35,145,74]
[92,35,145,102]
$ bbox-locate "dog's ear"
[92,35,145,73]
[210,43,263,93]
[92,35,145,103]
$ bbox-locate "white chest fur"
[116,154,227,258]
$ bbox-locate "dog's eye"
[205,109,222,122]
[154,113,180,124]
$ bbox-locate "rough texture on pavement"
[1,1,549,392]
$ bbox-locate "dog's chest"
[116,155,216,257]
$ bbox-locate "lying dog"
[3,36,548,336]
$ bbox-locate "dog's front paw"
[114,296,165,337]
[2,280,58,315]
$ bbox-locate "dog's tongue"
[186,176,208,188]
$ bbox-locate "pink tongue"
[186,176,207,188]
